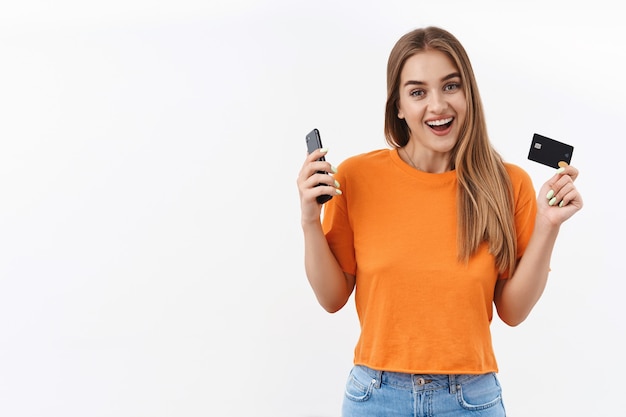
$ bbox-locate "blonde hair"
[384,26,517,275]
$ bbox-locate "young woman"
[296,26,582,417]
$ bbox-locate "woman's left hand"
[536,164,583,226]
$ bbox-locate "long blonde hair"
[384,26,517,275]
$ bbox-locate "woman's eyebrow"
[402,72,461,88]
[441,72,461,82]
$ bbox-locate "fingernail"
[556,167,565,174]
[559,200,565,208]
[549,197,557,206]
[546,189,555,199]
[334,180,340,188]
[558,161,568,168]
[335,189,343,195]
[331,165,338,174]
[320,147,329,153]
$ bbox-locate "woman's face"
[397,49,467,162]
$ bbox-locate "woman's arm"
[302,220,356,313]
[297,148,355,313]
[494,165,583,326]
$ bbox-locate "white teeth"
[426,117,453,126]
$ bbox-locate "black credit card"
[527,133,573,169]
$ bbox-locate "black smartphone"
[527,133,574,169]
[305,128,333,204]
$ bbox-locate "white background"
[0,1,624,416]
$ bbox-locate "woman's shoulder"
[503,162,532,183]
[339,148,392,169]
[503,162,536,199]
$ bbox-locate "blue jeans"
[342,365,506,417]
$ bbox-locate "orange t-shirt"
[322,148,537,374]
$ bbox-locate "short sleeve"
[322,164,357,276]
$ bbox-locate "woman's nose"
[428,91,447,113]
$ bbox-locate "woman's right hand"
[296,148,341,225]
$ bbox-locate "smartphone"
[305,128,333,204]
[527,133,574,169]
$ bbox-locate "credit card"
[528,133,573,169]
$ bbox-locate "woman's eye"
[444,83,460,92]
[410,90,424,97]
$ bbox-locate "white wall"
[0,1,623,416]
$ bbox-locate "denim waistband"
[354,365,489,393]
